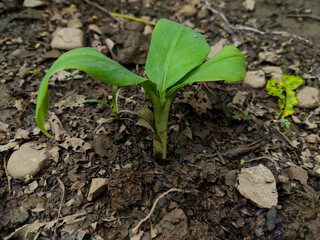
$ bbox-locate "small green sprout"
[36,19,246,159]
[266,74,304,128]
[74,85,120,119]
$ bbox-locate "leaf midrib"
[160,27,183,93]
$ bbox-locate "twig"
[83,0,120,23]
[132,188,191,234]
[286,14,320,22]
[53,177,65,239]
[243,156,280,171]
[3,156,12,195]
[272,126,297,149]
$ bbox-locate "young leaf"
[36,47,146,138]
[167,46,246,97]
[145,19,210,95]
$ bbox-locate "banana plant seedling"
[36,19,246,159]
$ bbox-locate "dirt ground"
[1,0,320,239]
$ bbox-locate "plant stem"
[153,98,172,159]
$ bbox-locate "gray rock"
[87,178,108,201]
[236,164,278,208]
[7,142,49,181]
[51,28,85,50]
[243,70,266,89]
[296,86,320,108]
[10,206,29,224]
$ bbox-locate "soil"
[1,0,320,239]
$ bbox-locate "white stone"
[23,0,45,7]
[236,164,278,208]
[259,51,280,64]
[67,19,83,29]
[7,142,48,181]
[261,66,283,81]
[242,0,255,11]
[51,28,85,50]
[87,178,108,201]
[296,87,320,108]
[143,25,153,35]
[243,70,266,88]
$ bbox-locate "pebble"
[51,28,85,50]
[236,164,278,209]
[7,142,49,181]
[296,87,320,108]
[261,66,283,81]
[87,178,108,201]
[178,5,197,17]
[305,134,318,143]
[243,70,266,88]
[23,0,45,8]
[10,206,29,224]
[18,66,30,78]
[259,51,280,64]
[143,25,153,35]
[125,21,144,32]
[67,19,83,29]
[242,0,255,11]
[197,9,209,19]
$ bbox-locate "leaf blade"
[167,45,246,97]
[36,47,146,138]
[145,19,210,94]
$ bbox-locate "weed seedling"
[266,74,304,128]
[36,19,246,159]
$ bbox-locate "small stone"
[197,9,209,19]
[178,5,197,17]
[18,66,30,78]
[261,66,283,80]
[296,87,320,109]
[305,134,318,143]
[88,24,102,35]
[315,155,320,164]
[243,70,266,89]
[7,142,49,181]
[51,28,85,50]
[10,206,29,224]
[259,51,280,64]
[207,39,228,60]
[23,0,45,7]
[68,19,83,29]
[87,178,108,201]
[242,0,255,11]
[125,21,144,32]
[42,49,61,59]
[236,164,278,208]
[143,25,153,35]
[278,175,289,183]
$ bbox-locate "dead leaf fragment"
[288,165,308,186]
[59,136,91,152]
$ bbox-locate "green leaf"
[36,47,146,138]
[282,74,304,90]
[145,19,210,95]
[266,74,304,118]
[167,46,246,96]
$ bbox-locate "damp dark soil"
[1,0,320,239]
